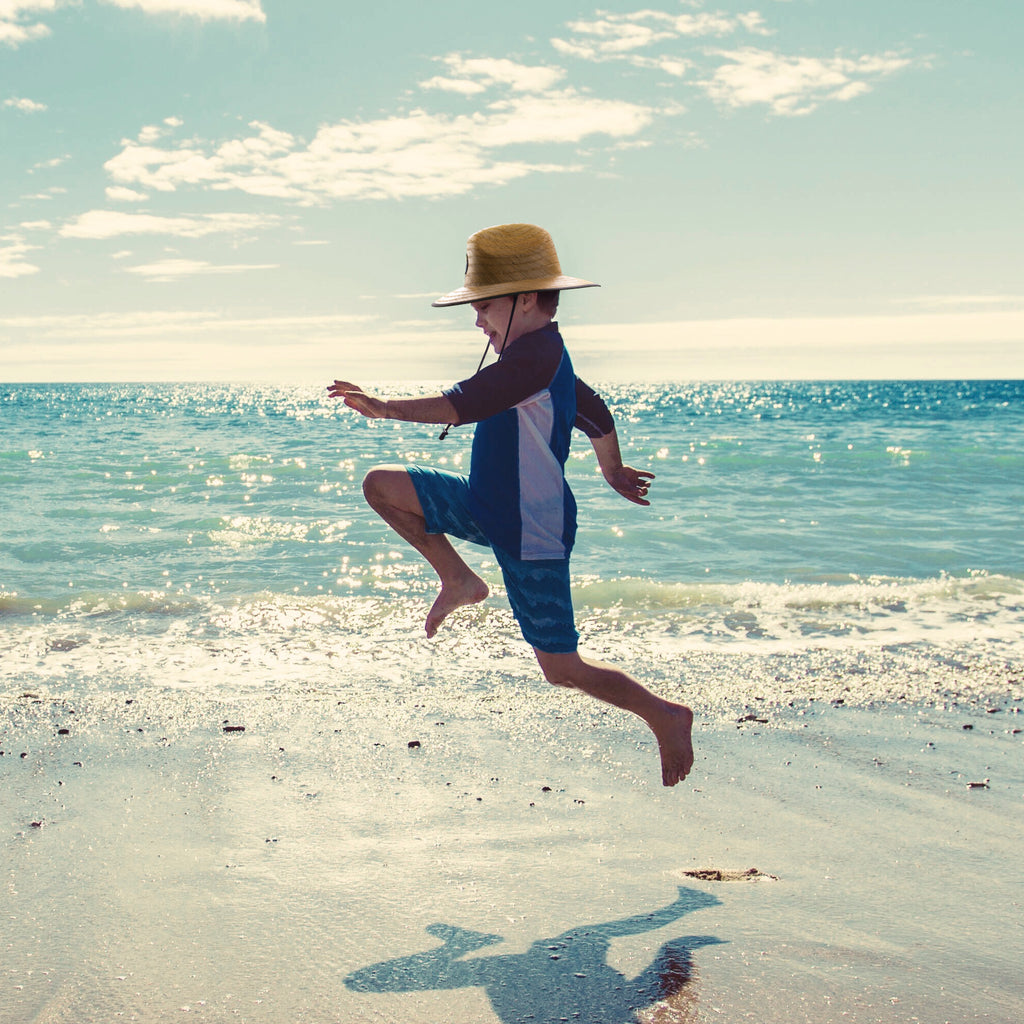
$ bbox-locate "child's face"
[471,296,518,354]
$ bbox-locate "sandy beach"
[3,655,1021,1024]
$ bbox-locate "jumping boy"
[328,223,693,786]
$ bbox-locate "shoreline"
[4,680,1022,1023]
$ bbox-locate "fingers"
[617,482,651,506]
[621,467,655,486]
[327,380,384,420]
[627,472,653,499]
[628,481,652,505]
[327,379,359,399]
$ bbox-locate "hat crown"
[464,224,562,290]
[432,222,597,306]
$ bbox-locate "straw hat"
[432,223,599,307]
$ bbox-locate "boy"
[328,223,693,786]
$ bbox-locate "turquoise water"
[2,380,1022,701]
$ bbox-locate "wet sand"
[3,681,1022,1023]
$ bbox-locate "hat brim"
[432,275,599,308]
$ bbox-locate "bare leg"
[533,649,694,787]
[362,466,488,637]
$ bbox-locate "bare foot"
[650,703,695,787]
[425,574,489,638]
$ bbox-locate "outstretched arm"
[590,886,722,939]
[344,923,501,993]
[327,380,458,425]
[575,377,654,506]
[590,429,655,506]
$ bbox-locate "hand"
[327,380,386,419]
[604,465,655,506]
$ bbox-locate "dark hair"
[535,289,560,315]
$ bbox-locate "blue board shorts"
[406,465,579,654]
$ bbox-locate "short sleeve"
[574,378,614,438]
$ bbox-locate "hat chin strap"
[496,293,518,359]
[439,294,518,441]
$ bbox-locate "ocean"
[4,379,1024,1024]
[2,379,1022,714]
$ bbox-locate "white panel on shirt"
[515,389,567,560]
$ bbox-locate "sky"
[2,0,1022,383]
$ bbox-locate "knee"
[535,654,577,688]
[361,465,402,507]
[546,675,575,690]
[361,466,385,503]
[541,665,565,687]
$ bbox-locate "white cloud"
[1,0,263,47]
[21,187,69,200]
[0,1,56,47]
[561,14,676,55]
[59,209,282,239]
[0,237,40,278]
[103,120,303,196]
[0,309,374,336]
[5,310,1022,383]
[101,85,663,204]
[898,294,1024,309]
[552,6,916,116]
[31,155,68,170]
[551,6,763,67]
[576,311,1024,350]
[417,76,486,97]
[421,55,566,94]
[137,124,169,144]
[699,47,915,115]
[736,12,772,36]
[3,95,47,112]
[569,311,1024,380]
[135,117,184,144]
[622,53,691,77]
[95,55,662,207]
[126,257,278,281]
[99,0,266,24]
[106,185,148,202]
[476,91,657,147]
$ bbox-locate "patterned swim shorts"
[406,465,579,653]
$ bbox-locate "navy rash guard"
[443,322,614,562]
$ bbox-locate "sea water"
[3,380,1024,1024]
[1,380,1022,710]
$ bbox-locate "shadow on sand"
[345,886,724,1024]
